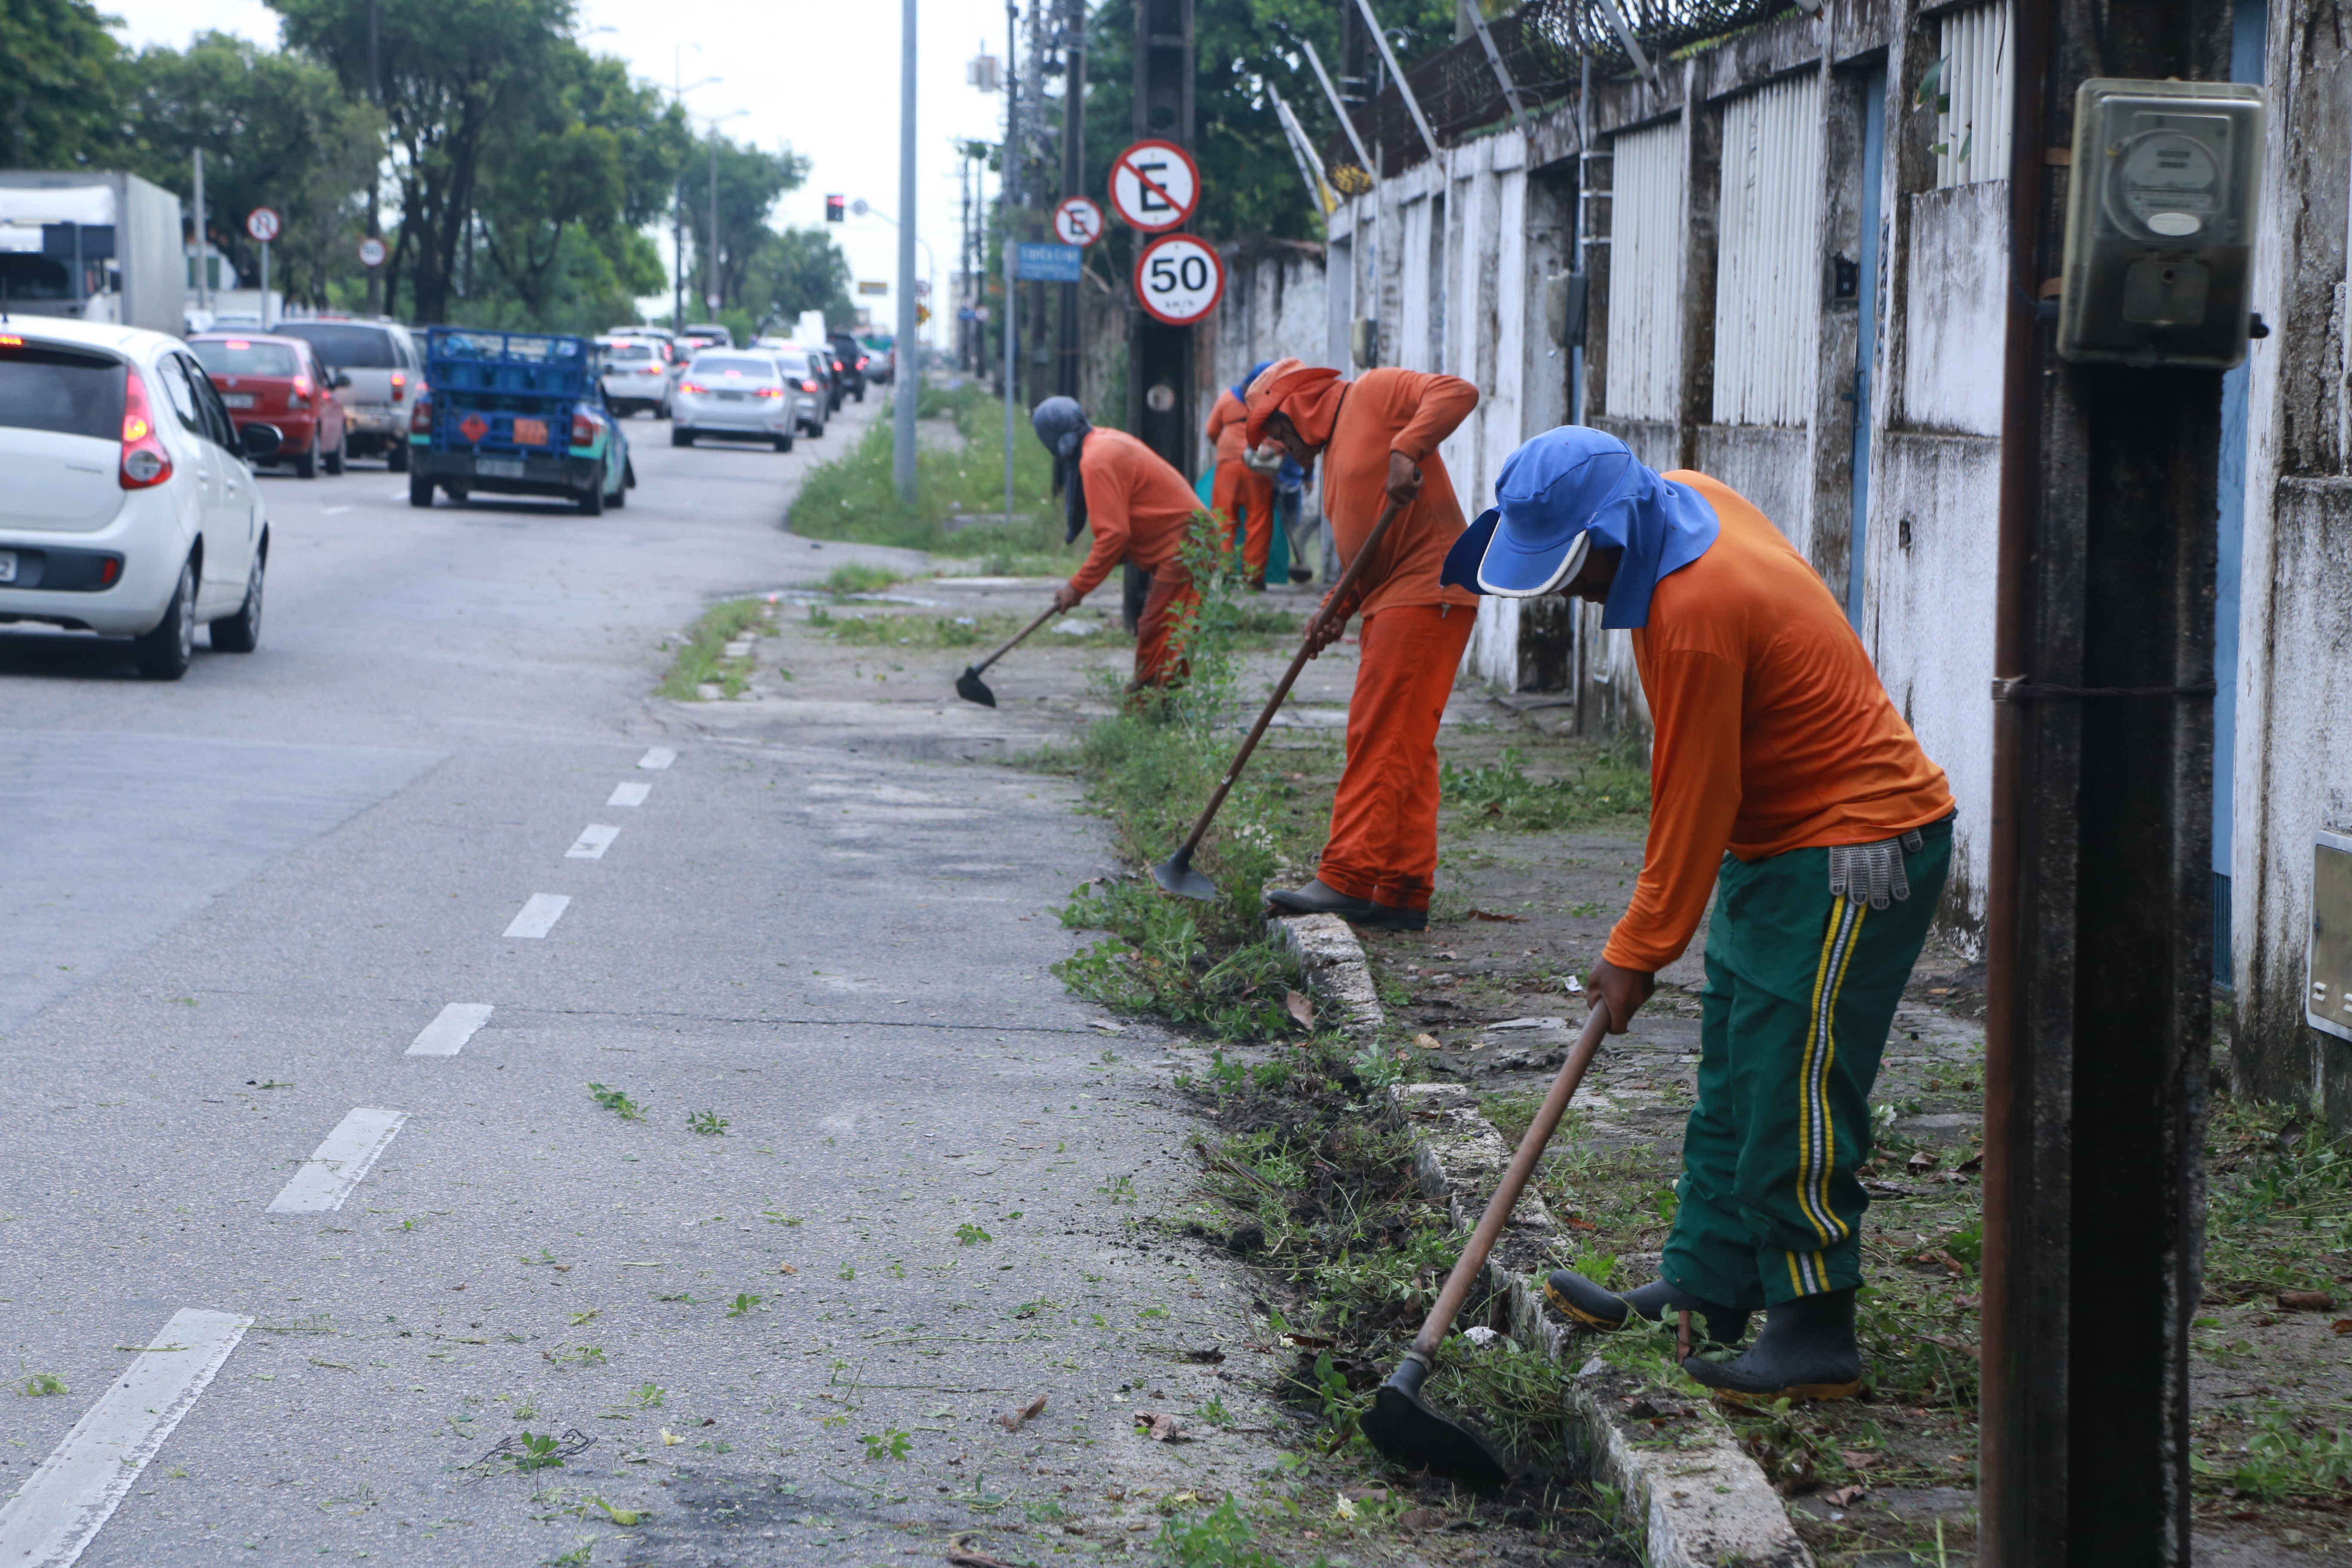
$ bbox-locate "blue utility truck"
[407,328,632,514]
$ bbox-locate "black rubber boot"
[1544,1271,1750,1346]
[1681,1287,1862,1403]
[1264,879,1375,922]
[1358,901,1427,932]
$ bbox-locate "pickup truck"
[407,328,632,514]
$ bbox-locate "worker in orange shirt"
[1204,360,1275,589]
[1440,425,1955,1404]
[1245,358,1479,932]
[1032,396,1204,692]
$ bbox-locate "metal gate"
[1602,118,1686,422]
[1934,0,2014,189]
[1712,73,1823,428]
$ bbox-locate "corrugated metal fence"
[1603,118,1687,422]
[1936,0,2015,189]
[1712,73,1824,428]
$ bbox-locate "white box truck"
[0,171,185,337]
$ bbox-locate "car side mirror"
[332,371,352,389]
[241,423,284,460]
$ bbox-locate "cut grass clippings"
[658,599,773,701]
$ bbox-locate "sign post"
[1122,0,1195,633]
[246,207,281,314]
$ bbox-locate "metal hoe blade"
[1360,1354,1511,1487]
[1151,847,1218,902]
[954,666,996,708]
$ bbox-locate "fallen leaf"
[998,1394,1048,1433]
[1822,1485,1866,1507]
[1464,909,1525,923]
[2278,1289,2335,1312]
[1839,1449,1882,1470]
[658,1428,683,1446]
[1906,1150,1938,1174]
[777,1264,799,1275]
[2331,1319,2352,1336]
[1084,1019,1125,1034]
[1412,1033,1442,1051]
[1286,991,1314,1029]
[947,1536,1023,1568]
[1956,1152,1984,1173]
[552,1264,572,1274]
[1136,1412,1186,1442]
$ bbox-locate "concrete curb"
[1266,913,1384,1035]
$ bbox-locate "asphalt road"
[0,401,1292,1567]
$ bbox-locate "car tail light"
[391,371,407,401]
[119,367,172,489]
[570,409,606,446]
[97,557,122,587]
[831,359,844,371]
[856,356,868,369]
[801,379,821,393]
[290,374,311,410]
[753,385,784,399]
[679,380,708,394]
[411,394,433,435]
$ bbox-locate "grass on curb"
[788,382,1069,560]
[657,599,775,701]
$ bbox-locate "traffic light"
[824,194,845,223]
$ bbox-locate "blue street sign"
[1014,243,1083,282]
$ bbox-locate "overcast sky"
[105,0,1020,343]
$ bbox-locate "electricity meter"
[2058,78,2265,369]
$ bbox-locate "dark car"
[188,332,349,478]
[824,334,869,403]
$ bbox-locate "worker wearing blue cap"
[1441,426,1955,1403]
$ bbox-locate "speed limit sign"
[1052,196,1104,248]
[1132,234,1224,326]
[1107,140,1198,233]
[245,207,282,243]
[357,236,387,267]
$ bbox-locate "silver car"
[752,344,829,437]
[670,352,796,451]
[273,318,421,471]
[597,337,672,418]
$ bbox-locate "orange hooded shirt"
[1249,364,1479,620]
[1205,389,1249,467]
[1066,428,1201,598]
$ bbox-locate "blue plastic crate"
[423,328,596,400]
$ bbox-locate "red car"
[188,332,350,479]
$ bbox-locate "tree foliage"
[677,133,809,313]
[0,0,122,171]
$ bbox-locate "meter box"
[2058,78,2265,369]
[2311,833,2352,1045]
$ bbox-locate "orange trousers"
[1133,563,1200,688]
[1211,458,1275,580]
[1317,603,1475,911]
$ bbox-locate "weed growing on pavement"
[587,1083,643,1121]
[820,562,902,597]
[1439,744,1651,831]
[686,1109,728,1136]
[504,1432,567,1475]
[15,1372,66,1397]
[861,1427,912,1462]
[657,599,767,701]
[726,1293,763,1317]
[788,384,1066,553]
[1153,1497,1280,1568]
[954,1222,992,1245]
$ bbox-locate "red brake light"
[753,385,784,399]
[226,339,251,350]
[411,394,433,435]
[291,374,312,398]
[802,380,821,393]
[119,367,172,490]
[391,371,407,401]
[0,334,22,348]
[570,409,604,446]
[679,380,708,394]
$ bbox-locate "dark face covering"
[1029,396,1093,544]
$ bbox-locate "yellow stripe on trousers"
[1793,896,1868,1264]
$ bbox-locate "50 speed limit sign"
[1132,234,1224,326]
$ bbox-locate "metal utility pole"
[1054,0,1085,398]
[191,150,208,312]
[1001,0,1019,527]
[1122,0,1192,632]
[365,0,382,315]
[892,0,919,503]
[1977,0,2232,1559]
[706,135,720,321]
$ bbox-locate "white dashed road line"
[406,1003,494,1057]
[637,747,676,770]
[265,1109,409,1214]
[504,893,571,937]
[0,1308,250,1568]
[566,824,620,859]
[607,781,651,807]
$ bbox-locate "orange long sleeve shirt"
[1067,428,1202,598]
[1602,475,1955,973]
[1320,369,1481,620]
[1205,389,1248,466]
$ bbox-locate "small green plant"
[726,1293,763,1318]
[821,562,903,597]
[687,1109,728,1136]
[1099,1175,1136,1205]
[837,1263,855,1281]
[657,598,766,701]
[1153,1497,1280,1568]
[1196,1394,1236,1427]
[588,1083,644,1121]
[16,1373,67,1397]
[629,1384,665,1409]
[861,1427,913,1462]
[1440,744,1650,831]
[954,1222,992,1246]
[507,1431,567,1475]
[760,1209,803,1225]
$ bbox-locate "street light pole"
[707,133,720,321]
[1002,0,1019,528]
[892,0,919,502]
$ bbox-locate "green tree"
[0,0,122,170]
[116,32,383,308]
[679,132,808,312]
[738,227,856,334]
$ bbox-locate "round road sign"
[357,236,387,268]
[1052,196,1106,247]
[245,207,282,243]
[1132,233,1224,326]
[1107,140,1198,233]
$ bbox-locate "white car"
[750,343,829,436]
[596,336,674,418]
[0,318,275,679]
[670,352,798,451]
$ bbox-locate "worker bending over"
[1204,360,1276,588]
[1246,358,1478,932]
[1441,426,1954,1403]
[1032,396,1203,692]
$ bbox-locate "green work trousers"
[1660,821,1951,1310]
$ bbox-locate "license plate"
[220,393,255,409]
[476,458,525,479]
[718,390,745,401]
[0,551,15,585]
[512,417,549,446]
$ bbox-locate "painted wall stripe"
[637,748,676,770]
[607,781,651,808]
[0,1309,249,1568]
[266,1108,408,1214]
[504,894,571,939]
[406,1003,493,1057]
[566,824,620,860]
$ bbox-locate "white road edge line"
[266,1108,409,1215]
[607,781,651,808]
[503,893,571,938]
[637,747,677,770]
[323,505,355,515]
[407,1003,494,1057]
[0,1309,250,1568]
[566,824,620,860]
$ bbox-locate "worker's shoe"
[1681,1288,1862,1403]
[1357,901,1428,932]
[1288,566,1314,584]
[1545,1271,1750,1347]
[1246,577,1267,592]
[1265,879,1375,922]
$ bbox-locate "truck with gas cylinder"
[406,328,631,514]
